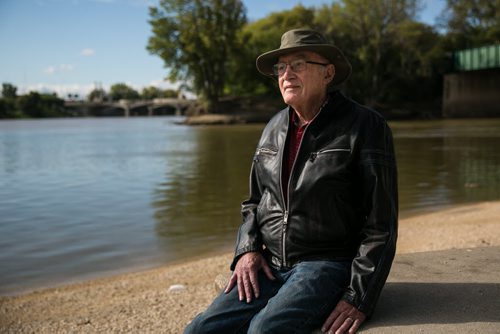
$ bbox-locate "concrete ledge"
[362,247,500,333]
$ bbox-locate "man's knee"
[183,313,203,334]
[246,318,267,334]
[246,312,281,334]
[184,313,225,334]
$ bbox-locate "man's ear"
[325,64,335,83]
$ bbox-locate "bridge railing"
[453,44,500,72]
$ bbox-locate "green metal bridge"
[453,44,500,72]
[443,44,500,118]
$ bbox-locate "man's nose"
[282,64,296,78]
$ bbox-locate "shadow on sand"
[365,282,500,328]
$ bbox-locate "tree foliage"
[225,5,317,97]
[109,83,140,101]
[147,0,246,111]
[441,0,500,48]
[141,86,178,99]
[16,92,65,118]
[88,87,107,102]
[314,0,426,107]
[2,83,17,99]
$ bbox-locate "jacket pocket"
[309,148,351,162]
[253,147,278,162]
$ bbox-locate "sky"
[0,0,447,99]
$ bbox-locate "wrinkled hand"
[224,252,275,303]
[322,300,366,334]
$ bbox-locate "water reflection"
[393,119,500,216]
[152,125,264,258]
[151,119,500,260]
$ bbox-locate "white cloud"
[81,48,96,56]
[19,83,101,99]
[60,64,74,71]
[148,79,180,90]
[42,64,75,75]
[43,66,56,75]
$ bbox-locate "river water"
[1,117,499,295]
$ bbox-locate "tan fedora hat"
[256,28,352,86]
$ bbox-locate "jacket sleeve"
[230,159,264,270]
[342,118,398,317]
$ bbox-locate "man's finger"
[237,275,245,301]
[348,318,362,333]
[262,262,276,281]
[335,316,353,334]
[249,270,260,299]
[243,274,253,303]
[321,308,340,332]
[224,274,237,293]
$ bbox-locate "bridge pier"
[119,100,130,117]
[443,68,500,117]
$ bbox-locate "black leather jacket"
[231,91,398,316]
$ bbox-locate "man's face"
[277,51,334,108]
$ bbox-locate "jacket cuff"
[230,246,262,270]
[341,291,372,316]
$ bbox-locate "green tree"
[88,87,107,102]
[141,86,163,100]
[147,0,246,112]
[441,0,500,48]
[315,0,423,107]
[1,83,20,118]
[2,83,17,98]
[386,20,446,110]
[16,92,65,117]
[17,92,43,117]
[109,83,140,101]
[225,5,317,97]
[0,98,20,118]
[162,89,179,98]
[141,86,179,100]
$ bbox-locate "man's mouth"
[284,85,300,91]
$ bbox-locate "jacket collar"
[284,91,354,139]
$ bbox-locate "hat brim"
[256,44,352,86]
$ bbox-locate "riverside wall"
[443,68,500,118]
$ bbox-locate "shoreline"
[0,201,484,298]
[1,200,500,333]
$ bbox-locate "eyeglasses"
[273,59,330,76]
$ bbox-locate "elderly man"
[185,28,398,334]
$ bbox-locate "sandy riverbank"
[1,200,500,333]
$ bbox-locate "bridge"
[64,98,196,117]
[443,44,500,118]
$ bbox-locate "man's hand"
[322,300,366,334]
[224,252,275,303]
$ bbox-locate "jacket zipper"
[279,99,330,268]
[279,121,289,268]
[282,210,289,268]
[282,126,309,268]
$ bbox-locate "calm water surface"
[1,117,499,295]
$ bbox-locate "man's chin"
[282,94,299,106]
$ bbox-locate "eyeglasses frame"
[273,59,330,77]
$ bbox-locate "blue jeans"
[184,260,351,334]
